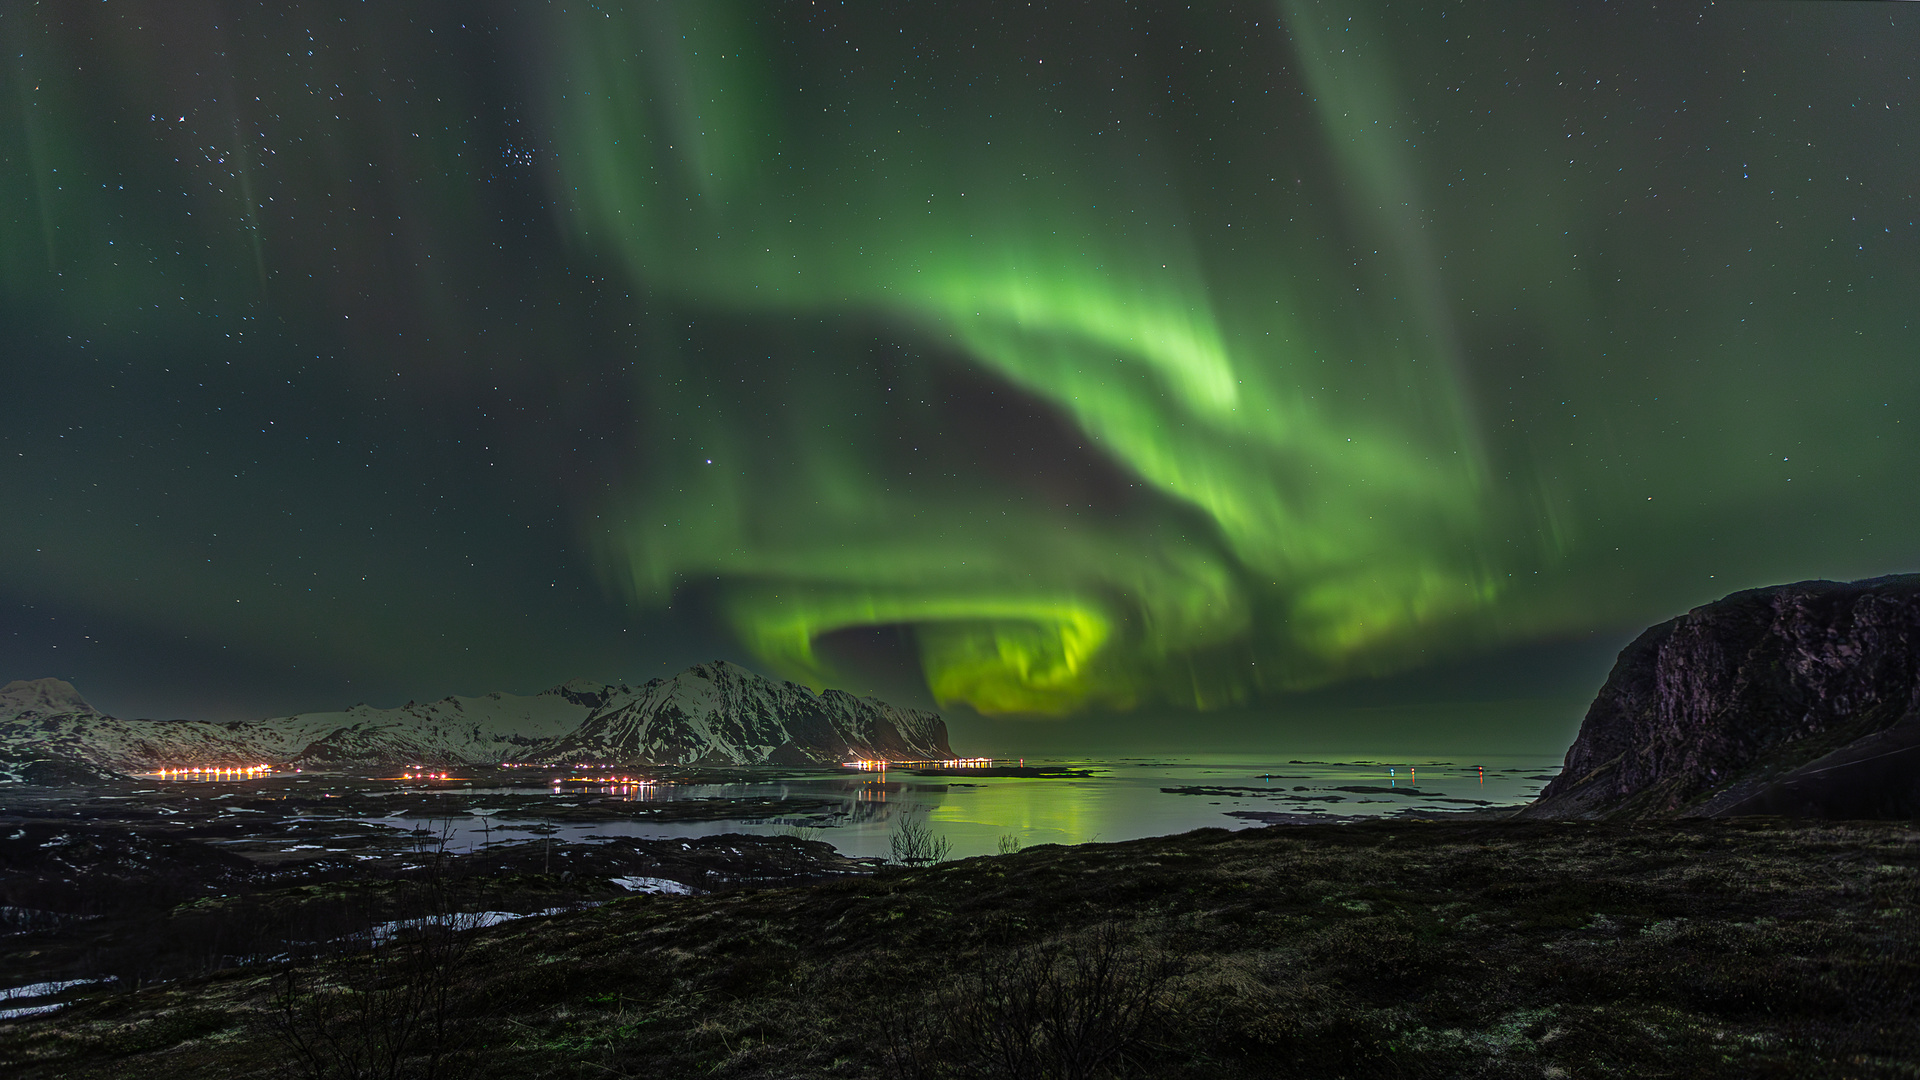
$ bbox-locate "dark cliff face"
[1523,575,1920,819]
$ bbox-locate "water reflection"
[550,778,657,800]
[381,755,1560,862]
[856,781,899,803]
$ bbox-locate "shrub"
[890,814,952,867]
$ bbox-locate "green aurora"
[1,2,1916,730]
[559,3,1498,712]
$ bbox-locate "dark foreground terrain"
[2,818,1915,1079]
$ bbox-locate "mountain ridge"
[0,661,951,780]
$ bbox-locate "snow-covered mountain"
[0,679,127,785]
[0,677,100,719]
[0,664,951,780]
[0,677,595,774]
[525,661,951,766]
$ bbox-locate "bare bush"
[890,813,952,867]
[883,923,1183,1079]
[266,825,477,1080]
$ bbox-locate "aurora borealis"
[3,3,1916,746]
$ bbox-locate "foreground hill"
[0,661,950,776]
[0,820,1912,1079]
[1524,574,1920,819]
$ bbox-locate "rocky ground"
[2,818,1915,1079]
[0,767,874,998]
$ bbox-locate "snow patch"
[612,876,697,896]
[365,906,602,945]
[2,978,110,1002]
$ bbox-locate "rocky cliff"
[1522,575,1920,819]
[0,662,951,779]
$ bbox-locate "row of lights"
[151,759,1011,778]
[843,757,996,771]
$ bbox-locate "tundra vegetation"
[1,820,1916,1079]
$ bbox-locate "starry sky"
[2,2,1914,755]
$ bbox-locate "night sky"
[3,2,1915,755]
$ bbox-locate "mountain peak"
[0,678,100,719]
[545,677,618,710]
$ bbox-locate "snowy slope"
[252,686,595,766]
[0,666,951,776]
[0,678,244,775]
[521,661,951,766]
[0,679,141,783]
[0,679,601,773]
[0,678,99,718]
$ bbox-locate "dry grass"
[3,818,1917,1079]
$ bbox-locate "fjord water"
[385,755,1562,863]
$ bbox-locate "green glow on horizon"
[555,3,1507,712]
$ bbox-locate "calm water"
[383,755,1562,862]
